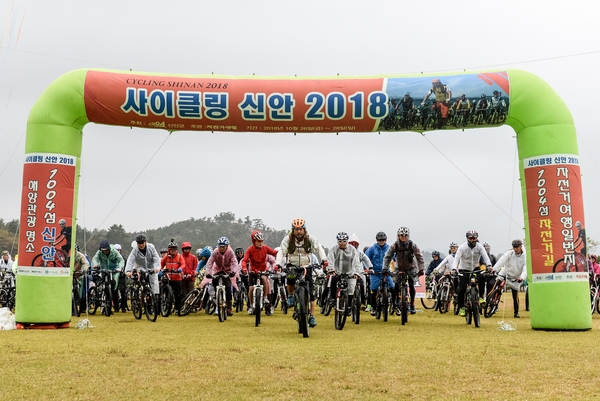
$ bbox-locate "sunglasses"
[338,240,348,244]
[467,237,477,240]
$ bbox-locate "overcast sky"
[1,0,599,253]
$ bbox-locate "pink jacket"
[207,246,239,276]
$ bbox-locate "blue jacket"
[366,243,390,272]
[196,247,212,273]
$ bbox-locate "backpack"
[393,240,414,265]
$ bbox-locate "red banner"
[18,153,76,269]
[84,71,386,133]
[524,154,587,283]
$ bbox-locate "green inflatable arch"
[17,69,589,330]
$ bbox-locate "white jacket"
[493,249,527,290]
[434,253,455,275]
[327,245,362,276]
[452,242,491,272]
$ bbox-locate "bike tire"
[87,287,99,315]
[143,288,157,322]
[7,288,15,312]
[421,284,436,309]
[473,289,481,328]
[353,286,361,325]
[323,293,333,317]
[255,288,262,327]
[131,293,142,320]
[401,286,408,325]
[72,286,81,317]
[591,289,597,315]
[178,289,197,316]
[438,286,449,314]
[484,289,500,318]
[335,291,347,330]
[217,288,227,322]
[298,288,310,338]
[280,287,288,315]
[102,282,113,317]
[382,287,389,322]
[160,285,173,317]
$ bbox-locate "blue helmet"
[217,237,230,246]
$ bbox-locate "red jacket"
[161,252,185,281]
[180,251,198,281]
[242,245,277,273]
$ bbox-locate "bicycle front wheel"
[438,286,449,314]
[87,287,99,315]
[401,286,408,325]
[255,288,262,327]
[484,288,500,318]
[280,287,288,315]
[352,286,361,325]
[131,291,142,320]
[72,285,81,317]
[382,287,389,322]
[217,288,227,322]
[143,289,157,322]
[178,289,198,316]
[421,282,436,309]
[161,285,174,317]
[297,288,310,338]
[334,291,347,330]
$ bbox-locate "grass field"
[1,293,599,400]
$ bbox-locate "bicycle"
[333,273,353,330]
[178,277,216,316]
[159,271,175,317]
[87,268,114,317]
[235,272,248,313]
[372,270,394,322]
[435,273,455,314]
[552,251,587,273]
[392,271,410,325]
[251,271,272,326]
[72,272,82,317]
[590,273,599,315]
[206,271,231,323]
[31,241,68,268]
[271,270,288,314]
[0,270,16,312]
[288,264,313,338]
[460,270,483,328]
[127,270,143,320]
[420,274,437,310]
[320,270,335,316]
[138,269,158,322]
[484,272,507,318]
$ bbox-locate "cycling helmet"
[449,242,459,248]
[135,234,147,243]
[99,239,110,250]
[234,247,244,256]
[59,219,66,227]
[217,236,229,246]
[483,242,490,248]
[181,241,192,250]
[493,90,499,95]
[291,218,306,229]
[336,232,349,242]
[512,239,523,248]
[252,231,264,241]
[397,227,410,236]
[205,246,213,252]
[431,78,440,83]
[376,231,387,241]
[114,244,122,251]
[480,94,486,98]
[466,230,479,238]
[404,91,410,96]
[160,248,168,254]
[460,93,466,98]
[432,250,440,257]
[168,238,178,249]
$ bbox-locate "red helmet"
[251,230,264,242]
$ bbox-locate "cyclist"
[421,78,452,126]
[161,239,186,313]
[324,232,362,315]
[125,234,161,299]
[275,218,328,328]
[0,251,13,273]
[433,242,459,304]
[234,247,245,263]
[365,231,392,316]
[348,234,372,308]
[490,239,527,318]
[91,239,125,313]
[481,242,498,266]
[454,94,470,122]
[452,230,492,317]
[242,230,277,316]
[382,227,425,314]
[113,244,128,312]
[53,218,73,256]
[159,248,168,259]
[195,246,212,275]
[206,237,238,316]
[180,242,198,299]
[425,250,442,276]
